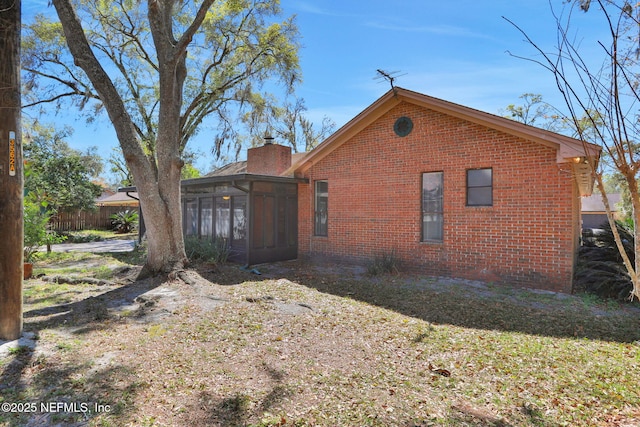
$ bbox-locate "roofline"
[285,91,401,176]
[117,186,137,193]
[181,173,308,188]
[287,87,602,176]
[119,174,308,194]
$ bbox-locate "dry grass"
[1,255,639,426]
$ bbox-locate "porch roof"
[181,173,307,191]
[118,174,308,195]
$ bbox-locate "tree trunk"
[595,170,640,301]
[136,177,187,275]
[626,174,640,300]
[52,0,188,277]
[138,0,189,275]
[0,0,23,340]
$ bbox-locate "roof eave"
[397,88,602,163]
[292,87,603,167]
[181,173,308,188]
[288,90,401,176]
[291,87,602,195]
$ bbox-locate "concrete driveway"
[46,239,136,253]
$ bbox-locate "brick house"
[287,88,599,293]
[183,87,599,293]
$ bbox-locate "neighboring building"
[182,88,600,293]
[96,191,140,207]
[581,193,621,229]
[96,189,116,200]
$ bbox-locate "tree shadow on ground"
[179,362,291,426]
[23,275,163,332]
[0,340,143,427]
[0,275,162,426]
[442,401,564,427]
[253,260,640,343]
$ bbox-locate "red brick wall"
[247,143,292,175]
[298,102,579,293]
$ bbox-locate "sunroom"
[181,172,304,265]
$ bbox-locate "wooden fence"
[51,206,137,231]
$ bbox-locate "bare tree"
[24,0,300,277]
[501,93,564,131]
[506,0,640,300]
[236,95,335,152]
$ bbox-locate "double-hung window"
[314,180,328,236]
[422,172,443,242]
[467,168,493,206]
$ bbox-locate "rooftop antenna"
[375,69,405,93]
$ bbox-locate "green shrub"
[367,250,399,276]
[184,236,230,264]
[110,210,139,234]
[24,197,66,262]
[59,231,104,243]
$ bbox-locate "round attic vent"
[394,116,413,137]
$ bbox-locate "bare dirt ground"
[2,258,640,426]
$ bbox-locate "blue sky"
[22,1,608,177]
[290,0,605,127]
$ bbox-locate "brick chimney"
[246,142,292,176]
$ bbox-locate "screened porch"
[181,174,304,265]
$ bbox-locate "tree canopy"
[23,0,300,159]
[24,121,103,212]
[235,94,336,152]
[22,0,302,276]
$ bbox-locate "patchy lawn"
[1,253,639,426]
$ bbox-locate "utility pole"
[0,0,23,341]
